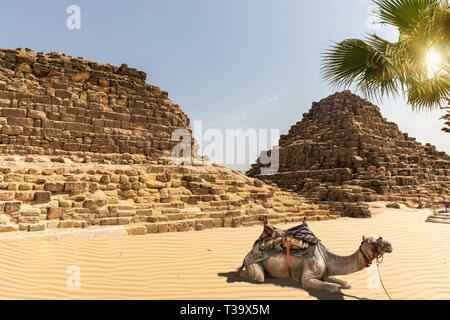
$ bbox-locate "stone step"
[28,223,46,232]
[18,215,40,224]
[134,204,154,210]
[116,210,136,217]
[117,205,135,211]
[135,209,153,216]
[0,224,19,232]
[200,206,230,212]
[426,217,450,224]
[429,214,450,220]
[56,219,88,229]
[208,211,227,219]
[98,216,133,226]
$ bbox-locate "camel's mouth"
[381,244,393,254]
[384,246,393,254]
[375,238,393,254]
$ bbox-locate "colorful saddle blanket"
[245,221,320,265]
[254,221,320,248]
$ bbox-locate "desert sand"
[0,205,448,300]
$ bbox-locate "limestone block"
[64,182,87,194]
[21,208,41,216]
[157,223,169,233]
[55,89,72,99]
[145,181,166,189]
[2,108,27,118]
[34,191,51,203]
[19,216,40,224]
[145,223,158,233]
[47,207,63,219]
[126,225,147,235]
[4,202,21,214]
[15,192,34,201]
[100,218,118,225]
[29,224,45,232]
[27,110,47,120]
[2,125,23,135]
[44,182,65,192]
[0,224,19,232]
[0,192,16,201]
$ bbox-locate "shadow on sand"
[218,271,369,300]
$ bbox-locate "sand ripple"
[0,207,448,299]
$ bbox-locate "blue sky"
[1,0,448,170]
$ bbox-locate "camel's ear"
[362,236,365,241]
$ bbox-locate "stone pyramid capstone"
[247,91,450,217]
[0,47,337,235]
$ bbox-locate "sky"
[0,0,448,171]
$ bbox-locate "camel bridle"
[359,237,392,300]
[359,239,385,268]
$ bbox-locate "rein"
[359,241,392,300]
[376,256,392,300]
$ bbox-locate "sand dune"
[0,206,448,300]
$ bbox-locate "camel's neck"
[323,244,368,276]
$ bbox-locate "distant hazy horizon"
[1,0,448,172]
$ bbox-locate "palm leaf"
[321,37,400,102]
[406,72,450,109]
[372,0,432,31]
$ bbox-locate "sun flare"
[427,47,442,75]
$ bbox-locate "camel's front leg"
[326,277,351,289]
[238,263,265,283]
[302,274,340,293]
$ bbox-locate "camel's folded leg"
[326,277,351,289]
[238,263,265,283]
[302,276,340,293]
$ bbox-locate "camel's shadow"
[217,271,369,300]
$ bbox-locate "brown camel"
[238,236,393,293]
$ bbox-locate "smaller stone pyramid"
[247,91,450,217]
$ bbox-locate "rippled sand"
[0,206,448,300]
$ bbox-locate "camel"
[238,235,392,293]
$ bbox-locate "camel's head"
[362,236,393,256]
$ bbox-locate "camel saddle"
[245,221,320,266]
[254,221,320,250]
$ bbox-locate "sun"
[426,47,442,75]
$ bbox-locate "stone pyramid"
[247,90,450,217]
[0,47,336,235]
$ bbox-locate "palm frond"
[321,37,400,102]
[372,0,432,31]
[406,72,450,110]
[430,3,450,48]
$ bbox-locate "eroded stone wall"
[0,48,192,163]
[0,156,336,234]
